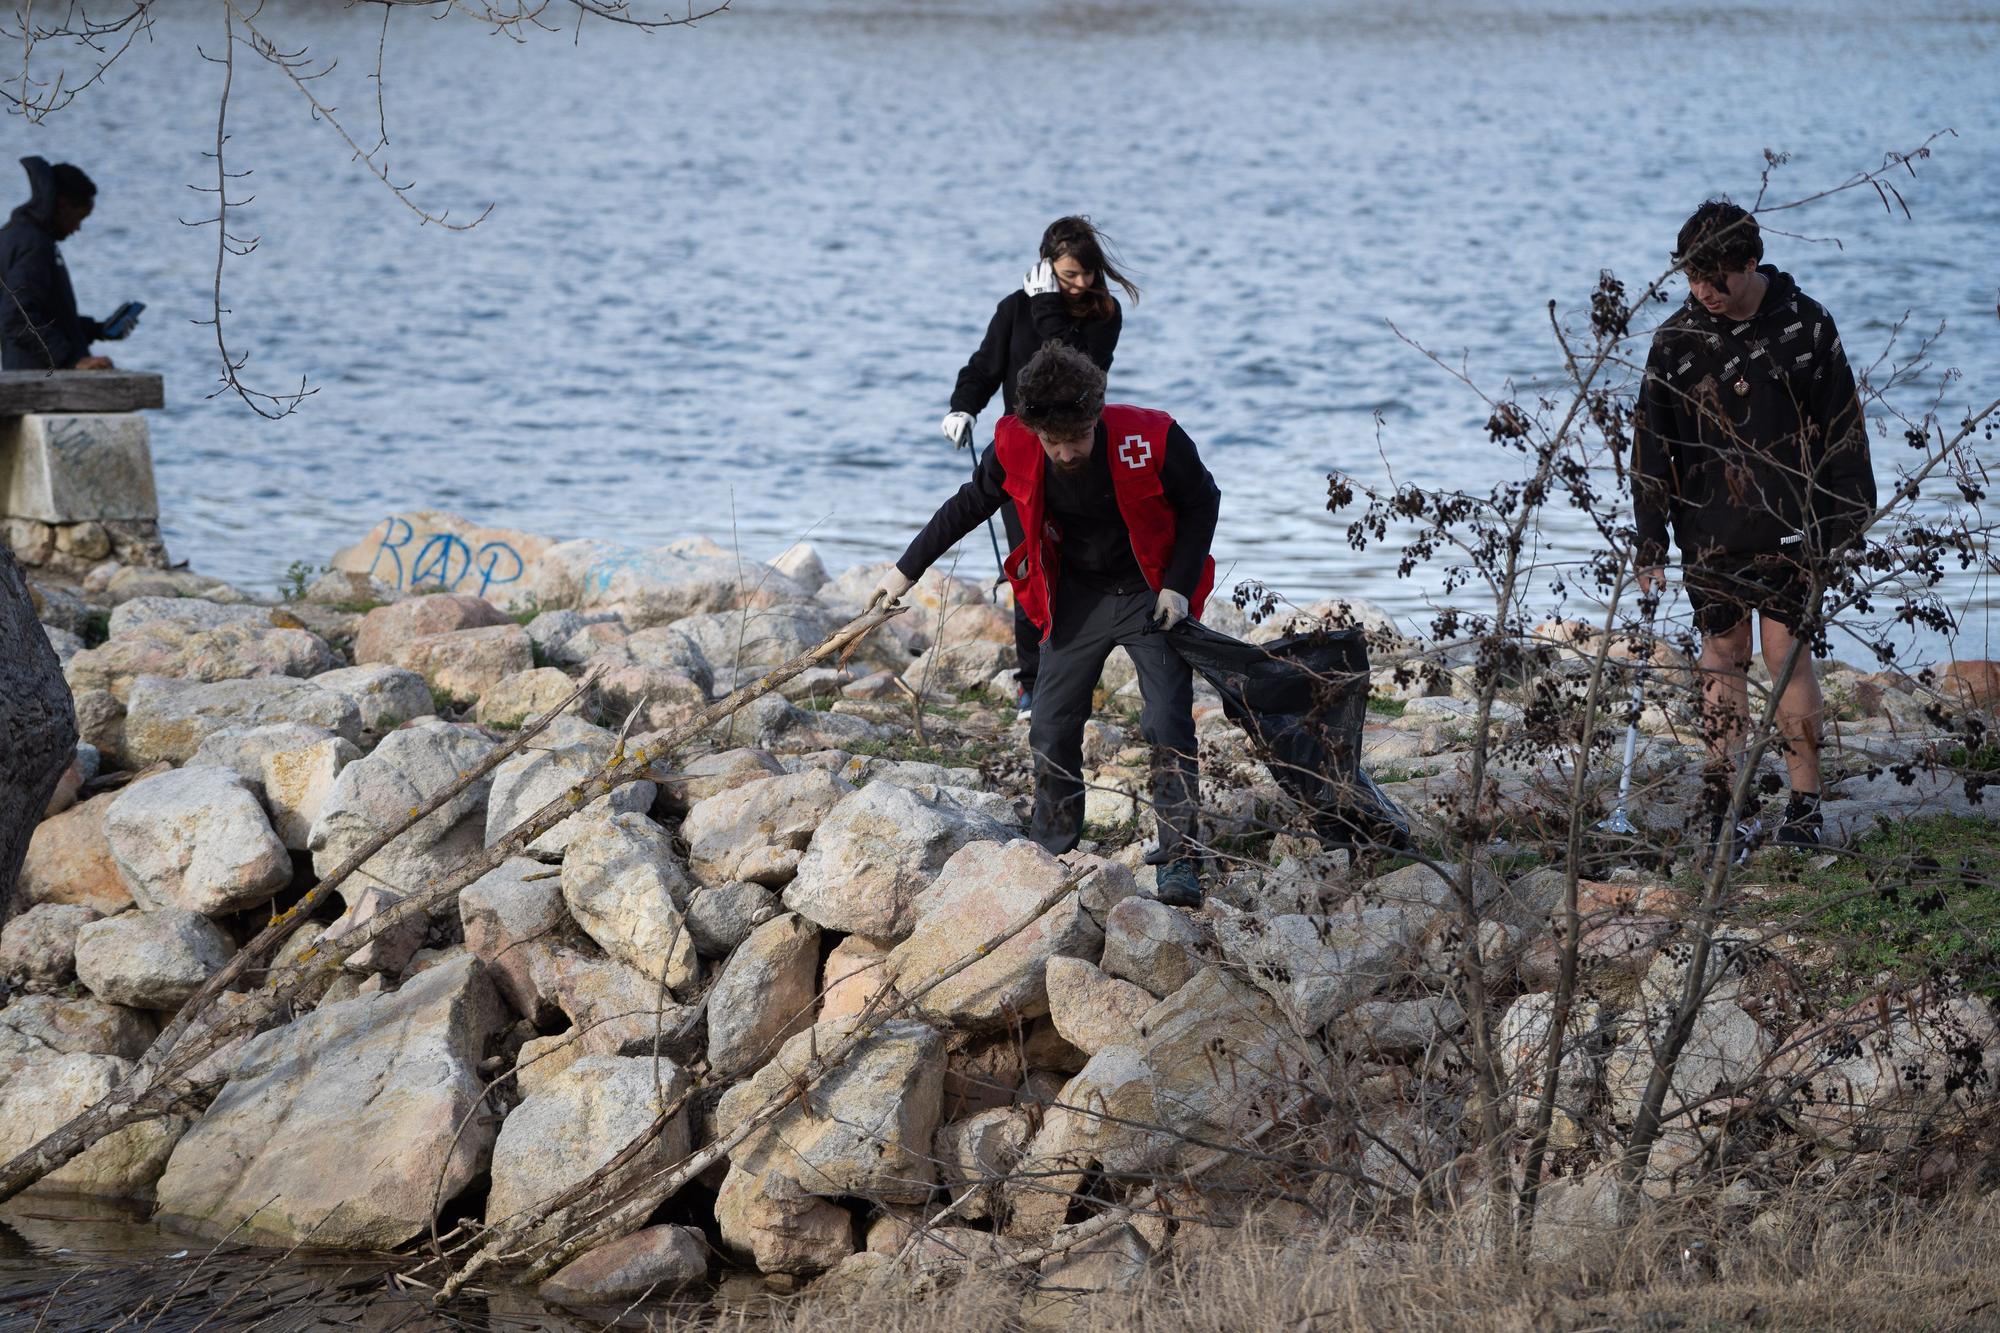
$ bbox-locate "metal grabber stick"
[971,439,1007,603]
[1597,594,1661,837]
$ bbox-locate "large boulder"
[560,814,698,994]
[307,720,498,906]
[1020,1224,1152,1329]
[707,913,820,1078]
[538,1225,709,1308]
[473,666,581,729]
[153,955,504,1247]
[654,747,784,815]
[1775,993,2000,1151]
[529,538,809,628]
[934,1106,1032,1223]
[459,856,566,1023]
[885,841,1104,1031]
[0,902,102,988]
[681,769,851,888]
[532,947,692,1058]
[18,793,133,913]
[1098,896,1207,996]
[1006,966,1311,1237]
[122,676,363,768]
[670,604,846,675]
[352,593,512,666]
[484,721,656,855]
[716,1016,945,1204]
[329,512,555,613]
[1496,993,1603,1146]
[484,1054,693,1244]
[684,880,781,958]
[0,994,155,1078]
[105,596,270,637]
[0,1052,184,1197]
[1044,956,1159,1058]
[1211,901,1421,1030]
[104,768,291,915]
[782,783,1009,939]
[383,624,534,707]
[307,664,436,740]
[74,909,234,1011]
[714,1160,855,1276]
[65,618,336,702]
[191,723,362,852]
[903,640,1013,697]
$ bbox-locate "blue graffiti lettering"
[363,518,526,600]
[474,542,524,596]
[365,516,415,586]
[409,533,474,591]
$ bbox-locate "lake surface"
[13,0,1999,665]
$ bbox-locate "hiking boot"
[1775,794,1824,848]
[1016,686,1034,721]
[1154,859,1202,909]
[1706,799,1763,867]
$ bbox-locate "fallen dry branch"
[0,604,905,1206]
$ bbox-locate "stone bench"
[0,370,168,572]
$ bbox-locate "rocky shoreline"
[7,508,1998,1321]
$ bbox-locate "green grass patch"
[1367,696,1408,718]
[1757,815,2000,1000]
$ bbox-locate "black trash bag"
[1168,618,1413,851]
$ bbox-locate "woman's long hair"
[1040,216,1140,323]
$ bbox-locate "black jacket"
[950,290,1120,418]
[1632,267,1875,565]
[1,157,99,371]
[897,417,1219,598]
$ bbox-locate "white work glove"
[868,567,915,610]
[1153,588,1189,631]
[940,411,975,449]
[1022,258,1059,297]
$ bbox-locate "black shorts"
[1685,551,1817,638]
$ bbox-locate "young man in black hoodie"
[1633,200,1876,849]
[877,341,1220,907]
[1,157,131,371]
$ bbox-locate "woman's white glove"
[940,411,975,449]
[869,568,915,610]
[1153,588,1189,630]
[1022,259,1059,297]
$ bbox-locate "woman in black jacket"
[940,216,1138,717]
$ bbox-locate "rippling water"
[14,0,1998,664]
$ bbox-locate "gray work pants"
[1027,581,1198,861]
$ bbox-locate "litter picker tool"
[971,441,1007,603]
[1597,595,1661,837]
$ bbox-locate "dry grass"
[691,1191,2000,1333]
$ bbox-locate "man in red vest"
[871,342,1220,907]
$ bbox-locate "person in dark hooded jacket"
[1633,199,1876,851]
[1,157,130,371]
[940,217,1135,719]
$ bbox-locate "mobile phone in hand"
[103,301,144,340]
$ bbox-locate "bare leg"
[1697,619,1754,768]
[1759,616,1824,795]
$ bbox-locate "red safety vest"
[994,404,1216,639]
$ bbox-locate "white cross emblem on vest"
[1118,433,1152,469]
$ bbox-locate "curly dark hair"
[1674,199,1762,282]
[1014,341,1106,436]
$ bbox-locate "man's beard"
[1051,456,1090,476]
